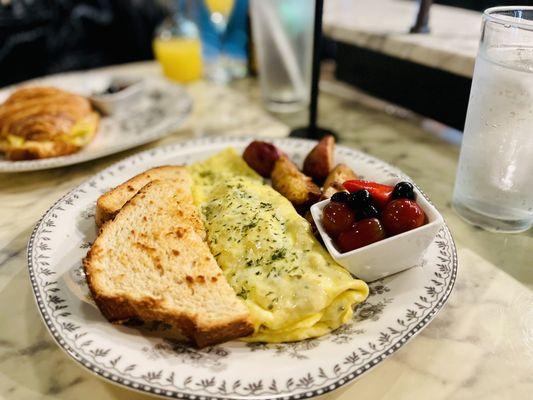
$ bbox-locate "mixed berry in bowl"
[322,180,427,253]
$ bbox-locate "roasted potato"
[322,163,358,199]
[303,135,335,184]
[243,140,282,177]
[271,155,321,211]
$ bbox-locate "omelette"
[188,148,369,342]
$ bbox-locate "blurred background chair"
[0,0,165,87]
[4,0,533,131]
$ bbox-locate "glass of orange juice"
[153,1,203,83]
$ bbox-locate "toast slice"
[84,179,254,347]
[95,166,190,227]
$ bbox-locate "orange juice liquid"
[153,37,203,83]
[205,0,234,16]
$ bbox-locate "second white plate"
[0,71,192,172]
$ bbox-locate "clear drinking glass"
[250,0,314,113]
[452,7,533,232]
[203,0,235,83]
[153,0,203,83]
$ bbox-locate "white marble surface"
[324,248,533,400]
[324,0,481,78]
[1,62,533,399]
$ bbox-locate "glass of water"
[452,7,533,232]
[249,0,314,113]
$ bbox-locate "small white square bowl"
[89,77,144,115]
[310,181,444,282]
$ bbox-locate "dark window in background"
[0,0,165,87]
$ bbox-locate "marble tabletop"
[1,62,532,400]
[323,0,481,78]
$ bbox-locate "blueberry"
[348,189,372,209]
[391,182,416,200]
[357,204,379,220]
[331,191,350,204]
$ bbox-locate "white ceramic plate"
[28,137,457,399]
[0,71,192,172]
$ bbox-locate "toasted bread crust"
[85,266,253,347]
[95,166,189,227]
[94,206,115,229]
[85,179,253,347]
[83,255,198,336]
[195,319,255,348]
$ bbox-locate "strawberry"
[343,180,393,210]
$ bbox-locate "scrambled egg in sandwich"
[189,148,369,342]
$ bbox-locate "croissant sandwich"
[0,86,99,160]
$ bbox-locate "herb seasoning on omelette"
[189,148,369,343]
